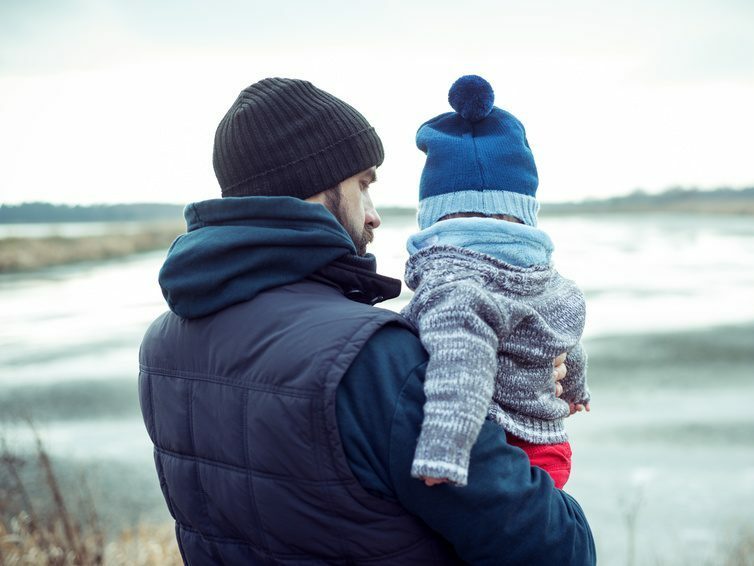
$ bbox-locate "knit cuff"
[561,380,591,406]
[565,389,591,407]
[488,404,569,444]
[417,189,540,229]
[411,415,486,487]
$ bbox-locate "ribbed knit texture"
[402,244,589,486]
[213,78,384,199]
[417,189,540,229]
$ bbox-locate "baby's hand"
[421,476,450,487]
[569,402,591,416]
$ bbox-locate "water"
[383,213,754,336]
[1,212,754,564]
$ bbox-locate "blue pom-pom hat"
[416,75,540,229]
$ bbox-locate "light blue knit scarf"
[406,217,554,268]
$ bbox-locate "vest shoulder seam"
[139,365,317,398]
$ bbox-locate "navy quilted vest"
[139,279,461,565]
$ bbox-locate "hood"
[159,196,359,318]
[406,217,553,268]
[404,244,553,296]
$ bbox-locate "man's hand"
[569,402,591,415]
[421,476,450,487]
[552,353,567,397]
[553,354,591,415]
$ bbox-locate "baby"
[402,75,590,489]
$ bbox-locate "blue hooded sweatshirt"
[159,196,360,318]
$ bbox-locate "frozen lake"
[1,212,754,564]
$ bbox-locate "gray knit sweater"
[402,244,589,486]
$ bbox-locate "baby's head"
[439,211,524,224]
[416,75,539,230]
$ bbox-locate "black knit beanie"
[213,78,384,199]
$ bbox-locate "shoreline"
[0,223,183,273]
[2,207,754,275]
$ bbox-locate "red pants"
[507,435,572,489]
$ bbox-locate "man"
[139,77,595,565]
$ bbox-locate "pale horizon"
[2,0,753,207]
[3,184,753,210]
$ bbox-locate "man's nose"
[366,207,381,229]
[364,195,381,229]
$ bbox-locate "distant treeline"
[542,186,754,215]
[0,202,185,223]
[2,186,754,222]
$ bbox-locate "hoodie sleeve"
[336,325,596,566]
[408,279,513,486]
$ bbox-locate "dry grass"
[3,428,752,565]
[724,528,754,566]
[0,223,184,273]
[103,524,182,566]
[0,431,181,565]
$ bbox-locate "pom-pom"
[448,75,495,122]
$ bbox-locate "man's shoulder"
[339,322,428,415]
[358,322,426,368]
[336,322,429,498]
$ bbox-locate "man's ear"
[305,192,327,205]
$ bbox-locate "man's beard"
[324,187,374,256]
[350,225,374,257]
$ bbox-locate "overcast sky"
[1,0,753,206]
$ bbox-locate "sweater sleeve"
[336,325,596,566]
[409,279,510,486]
[560,342,590,405]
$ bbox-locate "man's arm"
[336,324,595,566]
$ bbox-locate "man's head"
[213,78,382,196]
[212,77,384,255]
[306,167,381,256]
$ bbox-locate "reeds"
[3,427,752,565]
[724,528,754,566]
[0,430,181,565]
[0,223,184,273]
